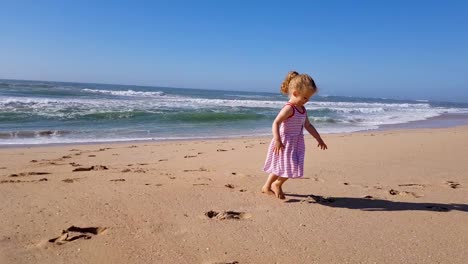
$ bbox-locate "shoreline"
[378,113,468,131]
[3,112,468,149]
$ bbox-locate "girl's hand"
[317,138,328,150]
[274,139,284,154]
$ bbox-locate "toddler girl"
[262,71,327,199]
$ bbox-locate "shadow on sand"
[285,194,468,212]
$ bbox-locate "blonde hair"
[280,71,317,95]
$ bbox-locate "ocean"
[1,79,468,146]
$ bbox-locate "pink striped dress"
[263,103,307,178]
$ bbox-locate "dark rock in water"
[38,131,54,136]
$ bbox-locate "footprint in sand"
[48,226,107,245]
[72,165,108,172]
[292,195,334,204]
[98,148,111,151]
[194,177,212,186]
[1,178,48,184]
[404,191,422,198]
[216,148,234,152]
[184,167,208,172]
[9,172,51,177]
[121,168,147,173]
[445,181,461,189]
[197,177,212,181]
[307,195,335,203]
[205,210,250,220]
[62,178,81,183]
[1,179,22,184]
[398,183,426,188]
[388,189,422,198]
[230,172,252,178]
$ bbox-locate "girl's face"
[291,89,314,107]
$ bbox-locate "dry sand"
[0,126,467,264]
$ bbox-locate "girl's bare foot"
[271,182,285,199]
[261,186,274,196]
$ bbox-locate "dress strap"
[285,102,306,115]
[284,103,295,119]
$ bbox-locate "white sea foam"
[81,88,165,97]
[2,96,467,118]
[2,94,468,146]
[311,101,431,109]
[0,96,437,110]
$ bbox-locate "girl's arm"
[304,114,328,150]
[272,106,294,153]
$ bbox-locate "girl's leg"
[271,177,288,199]
[261,173,279,195]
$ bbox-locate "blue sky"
[1,0,467,102]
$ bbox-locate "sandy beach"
[1,126,467,264]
